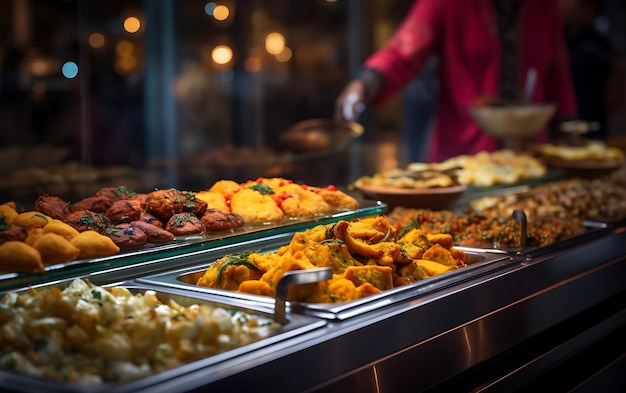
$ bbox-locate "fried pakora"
[230,188,283,223]
[34,194,71,220]
[104,199,143,223]
[32,232,81,264]
[130,221,175,243]
[64,210,110,233]
[275,183,332,218]
[200,208,245,232]
[196,216,467,303]
[0,241,44,273]
[165,212,205,236]
[104,223,148,248]
[70,230,120,259]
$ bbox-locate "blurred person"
[336,0,578,163]
[561,0,625,139]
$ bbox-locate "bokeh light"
[212,45,233,65]
[275,47,292,62]
[204,2,216,15]
[123,16,141,33]
[265,32,285,55]
[88,32,106,48]
[115,40,134,56]
[213,5,230,21]
[61,61,79,79]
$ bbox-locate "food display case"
[1,198,625,393]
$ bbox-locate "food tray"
[0,278,326,393]
[135,245,513,321]
[0,199,386,291]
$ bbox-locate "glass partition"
[0,0,416,207]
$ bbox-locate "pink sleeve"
[363,0,444,104]
[544,2,578,119]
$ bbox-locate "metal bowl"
[469,103,556,141]
[280,119,364,152]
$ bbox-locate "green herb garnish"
[216,249,262,283]
[397,217,422,239]
[91,290,102,300]
[248,183,275,195]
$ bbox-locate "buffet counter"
[2,222,625,393]
[142,227,626,393]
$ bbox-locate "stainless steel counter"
[164,227,626,393]
[2,224,625,393]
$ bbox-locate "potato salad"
[0,278,278,384]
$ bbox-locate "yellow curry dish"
[196,215,467,303]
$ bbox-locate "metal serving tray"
[136,245,513,321]
[0,278,326,393]
[0,199,386,292]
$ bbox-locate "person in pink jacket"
[335,0,578,163]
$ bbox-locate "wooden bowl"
[357,184,466,210]
[469,104,555,140]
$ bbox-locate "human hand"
[335,79,367,122]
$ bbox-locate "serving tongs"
[512,210,528,249]
[274,267,332,324]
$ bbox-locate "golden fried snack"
[196,249,265,290]
[0,204,18,223]
[24,227,44,246]
[165,212,205,236]
[130,221,175,243]
[0,241,44,273]
[32,232,81,264]
[0,223,28,245]
[12,211,51,229]
[34,194,71,220]
[43,219,80,240]
[104,198,143,223]
[201,208,245,232]
[64,210,111,233]
[343,265,394,291]
[275,183,332,218]
[314,186,360,210]
[70,230,120,259]
[230,188,284,223]
[104,223,148,248]
[209,179,242,196]
[1,201,21,212]
[195,190,231,212]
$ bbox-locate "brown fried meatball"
[138,211,164,228]
[130,193,149,208]
[181,190,208,217]
[201,208,245,232]
[130,221,175,243]
[165,212,205,236]
[145,188,208,222]
[0,224,29,246]
[34,194,72,220]
[64,210,111,233]
[145,189,188,222]
[95,186,136,201]
[71,195,114,213]
[104,223,148,248]
[104,199,143,224]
